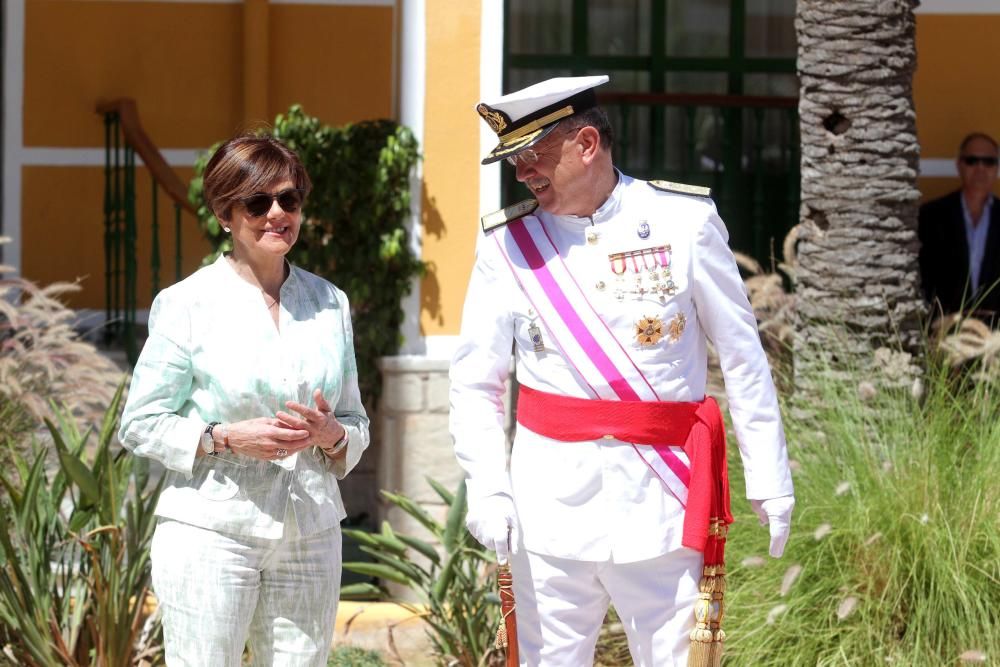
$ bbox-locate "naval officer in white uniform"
[449,76,795,666]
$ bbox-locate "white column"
[916,0,1000,12]
[478,0,504,219]
[2,0,25,274]
[397,0,427,355]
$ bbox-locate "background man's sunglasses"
[960,155,999,167]
[241,188,306,217]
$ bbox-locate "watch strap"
[204,421,221,456]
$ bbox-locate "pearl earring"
[223,226,231,232]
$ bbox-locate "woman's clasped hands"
[278,388,348,459]
[219,388,345,461]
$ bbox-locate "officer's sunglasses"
[960,155,999,168]
[505,124,581,167]
[506,149,540,167]
[240,188,306,217]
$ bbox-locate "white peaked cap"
[475,75,610,165]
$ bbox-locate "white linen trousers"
[150,510,341,666]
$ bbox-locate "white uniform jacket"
[119,256,370,540]
[449,172,793,563]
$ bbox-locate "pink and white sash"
[494,216,692,506]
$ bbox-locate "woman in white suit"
[119,135,370,666]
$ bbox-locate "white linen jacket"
[119,256,370,539]
[449,172,793,563]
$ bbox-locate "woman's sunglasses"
[240,188,306,217]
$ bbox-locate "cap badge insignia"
[528,322,545,352]
[637,221,650,239]
[667,313,687,342]
[477,103,508,134]
[635,315,665,346]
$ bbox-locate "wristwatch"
[201,422,221,455]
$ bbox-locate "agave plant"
[0,384,164,666]
[341,479,504,667]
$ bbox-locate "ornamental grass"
[718,356,999,666]
[0,237,125,446]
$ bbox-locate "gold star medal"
[635,315,665,346]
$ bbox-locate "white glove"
[465,492,519,564]
[750,495,795,558]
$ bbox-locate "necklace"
[226,256,281,310]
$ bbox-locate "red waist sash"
[516,384,733,563]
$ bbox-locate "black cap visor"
[481,123,559,165]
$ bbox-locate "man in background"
[919,132,1000,324]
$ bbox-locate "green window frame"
[501,0,800,264]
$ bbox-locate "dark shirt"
[918,190,1000,323]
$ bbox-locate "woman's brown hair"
[202,135,312,221]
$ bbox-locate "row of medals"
[527,222,686,352]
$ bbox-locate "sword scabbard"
[497,563,518,667]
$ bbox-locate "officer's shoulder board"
[481,198,539,233]
[648,180,712,199]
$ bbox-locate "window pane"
[666,0,730,58]
[605,105,652,174]
[663,107,728,173]
[600,70,650,93]
[589,0,651,56]
[743,74,799,170]
[661,76,727,174]
[597,71,652,173]
[743,73,797,98]
[742,105,798,171]
[665,72,727,95]
[508,0,573,55]
[745,0,796,58]
[505,68,574,94]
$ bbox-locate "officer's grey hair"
[562,107,615,152]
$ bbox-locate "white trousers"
[511,548,703,667]
[150,514,342,667]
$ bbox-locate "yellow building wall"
[418,0,482,336]
[21,166,203,309]
[914,13,1000,201]
[20,1,394,309]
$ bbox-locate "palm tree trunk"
[794,0,925,385]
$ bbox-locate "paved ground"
[333,602,434,666]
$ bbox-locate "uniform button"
[603,434,615,440]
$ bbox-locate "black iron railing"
[97,99,196,365]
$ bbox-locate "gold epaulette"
[649,180,712,199]
[481,199,538,233]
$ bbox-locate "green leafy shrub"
[0,385,164,665]
[188,106,424,408]
[341,480,505,667]
[327,645,388,667]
